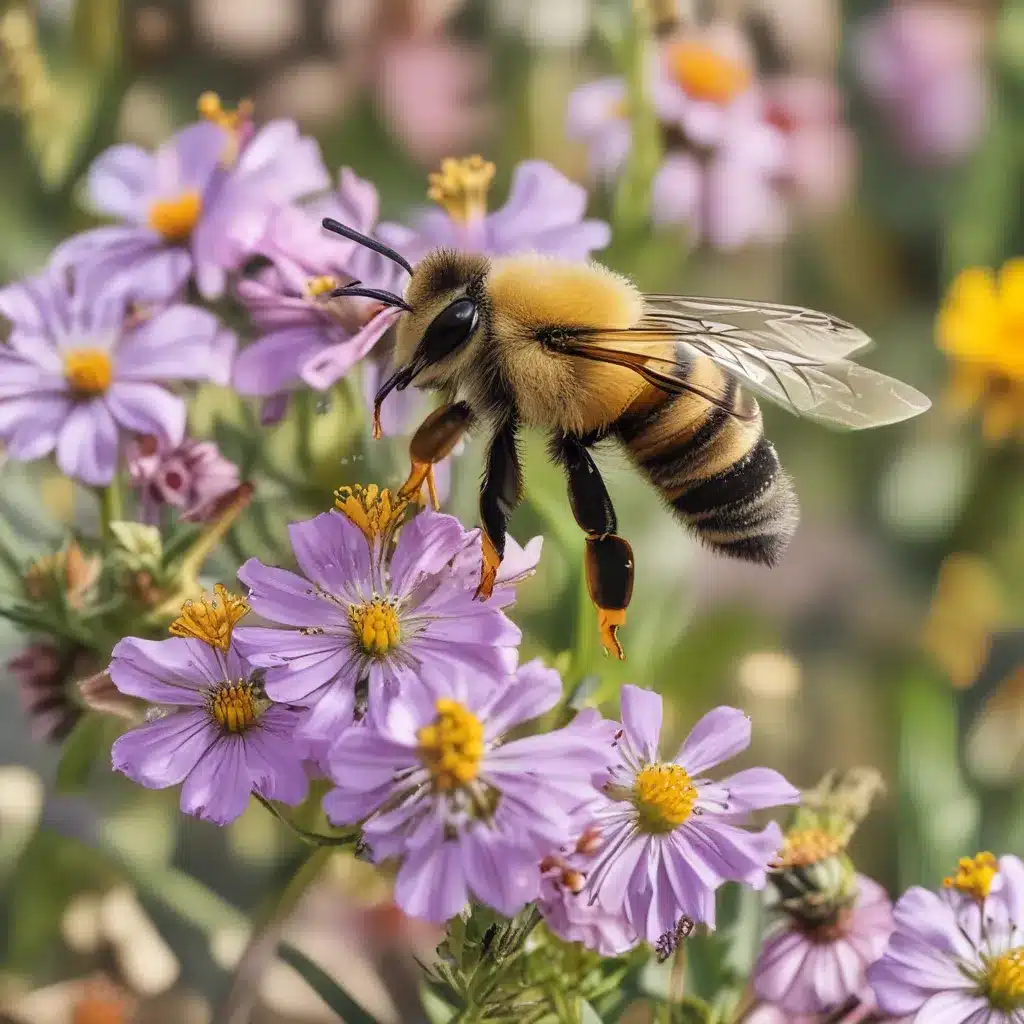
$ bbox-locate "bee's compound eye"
[422,298,479,361]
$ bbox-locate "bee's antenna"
[321,217,414,276]
[329,284,412,312]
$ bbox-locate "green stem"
[254,793,359,848]
[98,477,123,546]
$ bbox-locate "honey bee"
[322,218,931,659]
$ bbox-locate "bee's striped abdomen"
[617,355,799,566]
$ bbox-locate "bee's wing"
[562,296,931,430]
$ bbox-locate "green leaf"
[580,1000,604,1023]
[56,713,119,793]
[897,672,980,890]
[278,942,380,1023]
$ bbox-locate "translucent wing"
[560,295,931,430]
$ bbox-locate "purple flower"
[8,642,80,742]
[377,156,611,264]
[128,435,242,523]
[322,658,609,923]
[232,498,527,743]
[53,100,328,302]
[232,168,404,405]
[868,853,1024,1022]
[754,874,894,1015]
[855,3,988,166]
[109,588,309,825]
[0,266,226,485]
[583,686,798,943]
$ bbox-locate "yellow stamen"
[985,947,1024,1012]
[633,763,698,834]
[667,42,751,104]
[148,190,202,242]
[64,348,113,395]
[334,484,408,546]
[773,827,846,869]
[197,90,254,132]
[427,155,495,225]
[209,681,261,734]
[169,583,249,650]
[418,697,485,791]
[944,851,999,902]
[305,275,339,299]
[347,598,401,658]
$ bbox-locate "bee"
[322,218,931,659]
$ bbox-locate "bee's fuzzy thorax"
[486,254,644,332]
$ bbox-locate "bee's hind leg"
[551,434,634,660]
[397,401,474,509]
[475,417,522,601]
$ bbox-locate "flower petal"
[55,400,119,486]
[675,706,751,775]
[393,839,469,923]
[287,512,370,594]
[87,143,153,222]
[619,685,663,763]
[109,636,224,704]
[105,382,185,448]
[179,736,254,825]
[237,559,343,627]
[112,709,218,788]
[483,658,562,735]
[117,305,223,381]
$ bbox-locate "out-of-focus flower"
[323,658,609,923]
[855,2,988,166]
[539,822,640,956]
[52,94,328,301]
[868,853,1024,1022]
[0,974,137,1024]
[7,641,81,741]
[23,540,101,609]
[0,266,226,485]
[378,155,611,263]
[128,435,241,524]
[233,489,530,742]
[232,168,403,406]
[584,686,798,943]
[109,586,309,825]
[938,259,1024,443]
[764,75,856,213]
[568,26,791,249]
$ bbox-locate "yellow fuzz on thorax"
[667,42,751,103]
[347,598,401,657]
[428,155,495,225]
[984,948,1024,1012]
[209,681,261,733]
[632,763,698,834]
[944,851,999,902]
[64,348,113,395]
[773,827,846,870]
[305,275,339,299]
[334,484,408,545]
[417,698,485,791]
[169,583,249,650]
[148,190,202,242]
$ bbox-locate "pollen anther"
[428,155,495,225]
[348,598,401,657]
[169,583,249,650]
[148,190,202,242]
[334,484,408,545]
[210,681,260,733]
[633,763,698,834]
[667,42,751,104]
[944,851,999,902]
[64,348,113,395]
[418,698,485,791]
[773,827,846,869]
[984,947,1024,1011]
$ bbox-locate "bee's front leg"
[551,434,634,660]
[397,401,474,509]
[475,417,522,601]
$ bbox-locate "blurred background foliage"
[0,0,1022,1021]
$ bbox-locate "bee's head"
[320,221,489,436]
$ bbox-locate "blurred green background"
[0,0,1022,1021]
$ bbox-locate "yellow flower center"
[148,190,202,242]
[348,598,401,657]
[633,763,698,834]
[305,275,339,299]
[666,42,751,104]
[334,484,408,546]
[944,851,999,902]
[169,583,249,650]
[985,947,1024,1011]
[209,681,262,734]
[428,155,495,225]
[417,698,485,791]
[64,348,113,395]
[773,827,846,869]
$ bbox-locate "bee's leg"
[475,417,522,601]
[397,401,474,509]
[551,433,634,660]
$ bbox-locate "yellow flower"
[938,259,1024,443]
